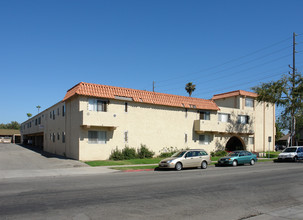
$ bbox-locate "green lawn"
[85,158,163,167]
[259,151,280,158]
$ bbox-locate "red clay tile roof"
[212,90,258,100]
[63,82,219,110]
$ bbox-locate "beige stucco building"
[21,82,275,161]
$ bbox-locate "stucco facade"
[21,82,275,161]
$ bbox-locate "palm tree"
[185,82,196,97]
[36,105,41,113]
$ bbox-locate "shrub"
[122,146,137,160]
[137,144,154,158]
[159,146,179,158]
[211,150,228,157]
[109,147,124,160]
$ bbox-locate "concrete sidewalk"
[0,166,118,179]
[248,204,303,219]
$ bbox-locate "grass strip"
[85,158,162,166]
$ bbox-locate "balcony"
[194,120,254,135]
[80,110,118,130]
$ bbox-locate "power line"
[160,53,293,93]
[156,36,292,84]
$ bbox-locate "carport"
[0,129,21,143]
[23,132,44,149]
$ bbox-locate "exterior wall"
[43,102,66,156]
[21,101,67,154]
[213,96,275,153]
[21,93,275,161]
[77,96,214,161]
[254,101,275,152]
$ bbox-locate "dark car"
[217,150,258,166]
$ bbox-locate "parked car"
[158,149,211,171]
[277,146,303,162]
[217,150,258,166]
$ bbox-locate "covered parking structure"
[0,129,21,143]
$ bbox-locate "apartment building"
[21,82,275,161]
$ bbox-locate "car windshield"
[172,151,186,157]
[228,152,239,157]
[283,148,297,152]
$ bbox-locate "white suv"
[277,146,303,162]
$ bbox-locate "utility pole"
[290,32,297,146]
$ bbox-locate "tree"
[275,118,285,140]
[36,105,41,113]
[185,82,196,97]
[27,113,32,118]
[0,121,20,130]
[252,71,303,145]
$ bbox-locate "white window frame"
[88,131,107,144]
[238,115,250,124]
[199,134,211,145]
[245,98,254,108]
[218,113,230,122]
[248,137,254,145]
[200,111,210,120]
[89,99,108,112]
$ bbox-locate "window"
[52,133,55,142]
[35,119,37,125]
[88,131,106,144]
[62,105,65,117]
[245,98,254,108]
[185,133,188,143]
[238,115,250,124]
[124,131,128,143]
[62,132,65,143]
[57,108,60,116]
[50,111,52,119]
[199,134,211,145]
[185,109,188,118]
[200,111,210,120]
[218,113,230,122]
[89,99,108,112]
[53,110,55,120]
[57,132,60,140]
[38,117,41,124]
[249,137,254,145]
[125,102,128,112]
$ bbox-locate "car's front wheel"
[293,156,298,162]
[175,162,182,171]
[232,160,238,167]
[250,159,255,165]
[201,161,208,169]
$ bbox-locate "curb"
[123,168,155,172]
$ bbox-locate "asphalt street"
[1,161,303,220]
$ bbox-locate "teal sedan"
[217,150,258,166]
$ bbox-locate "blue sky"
[0,0,303,124]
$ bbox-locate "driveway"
[0,144,116,179]
[0,143,87,170]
